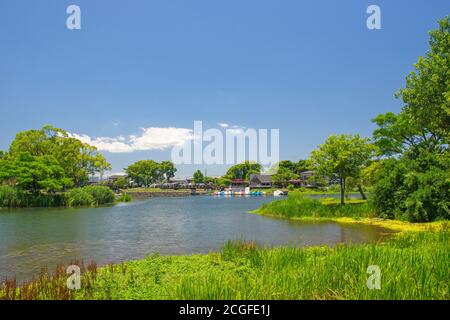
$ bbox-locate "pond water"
[0,195,392,282]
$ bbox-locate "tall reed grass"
[0,185,23,207]
[0,185,116,208]
[65,186,115,207]
[0,185,66,208]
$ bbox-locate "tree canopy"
[371,17,450,221]
[0,152,73,193]
[125,160,177,187]
[277,160,312,175]
[372,17,449,155]
[193,170,205,183]
[224,161,262,180]
[0,125,111,193]
[271,167,299,187]
[7,125,111,186]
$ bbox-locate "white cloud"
[70,127,195,153]
[218,123,229,128]
[225,125,247,135]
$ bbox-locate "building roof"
[250,174,272,183]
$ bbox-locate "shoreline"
[249,210,447,233]
[2,207,447,299]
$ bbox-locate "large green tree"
[125,160,160,187]
[373,17,449,155]
[125,160,177,186]
[371,17,450,221]
[9,125,110,186]
[159,160,177,182]
[310,134,376,205]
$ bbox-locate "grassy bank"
[253,193,375,218]
[1,229,448,300]
[251,192,446,232]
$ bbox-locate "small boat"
[213,188,267,197]
[273,190,287,197]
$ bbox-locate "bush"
[65,188,94,207]
[82,186,115,205]
[287,184,295,191]
[373,156,450,222]
[0,185,23,207]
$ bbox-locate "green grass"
[1,230,448,300]
[253,192,376,219]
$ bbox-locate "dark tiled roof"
[250,174,272,183]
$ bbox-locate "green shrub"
[287,184,295,191]
[65,188,94,207]
[82,186,115,205]
[373,156,450,222]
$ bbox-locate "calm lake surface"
[0,195,392,282]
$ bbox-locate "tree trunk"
[357,184,367,200]
[339,176,345,205]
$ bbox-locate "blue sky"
[0,1,448,177]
